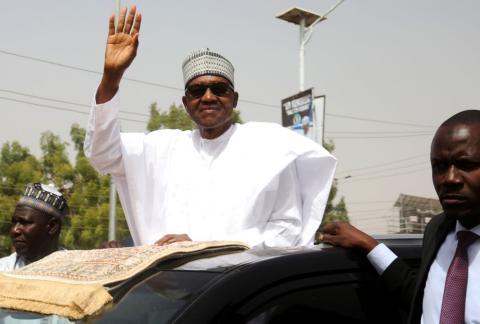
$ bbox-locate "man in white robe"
[85,6,336,248]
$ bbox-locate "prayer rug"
[0,240,249,320]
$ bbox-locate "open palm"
[104,6,142,75]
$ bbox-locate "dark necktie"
[439,230,479,324]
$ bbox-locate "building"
[388,193,443,234]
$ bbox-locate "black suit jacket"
[380,213,456,324]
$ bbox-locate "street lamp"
[276,1,346,91]
[276,7,324,92]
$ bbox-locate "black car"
[0,235,422,324]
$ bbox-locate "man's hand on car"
[319,222,379,253]
[155,234,192,246]
[100,240,123,248]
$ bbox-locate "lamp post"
[276,1,346,92]
[276,7,325,92]
[276,2,346,146]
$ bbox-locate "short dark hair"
[441,110,480,127]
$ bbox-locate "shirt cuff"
[366,243,398,275]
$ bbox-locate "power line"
[327,133,433,139]
[350,215,391,222]
[0,88,150,118]
[339,167,429,183]
[0,49,443,129]
[353,216,393,222]
[326,112,435,128]
[0,49,182,91]
[336,153,427,175]
[0,219,109,231]
[325,130,433,135]
[348,208,392,213]
[347,161,428,178]
[0,49,277,108]
[346,200,394,205]
[3,87,438,133]
[0,96,147,124]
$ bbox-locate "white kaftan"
[0,248,66,272]
[0,253,25,272]
[85,94,336,247]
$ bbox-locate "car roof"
[0,236,423,324]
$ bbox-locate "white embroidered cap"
[18,183,69,219]
[182,48,234,88]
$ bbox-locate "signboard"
[281,89,314,140]
[313,95,325,145]
[281,89,325,144]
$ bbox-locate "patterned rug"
[0,240,249,320]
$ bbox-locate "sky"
[1,0,479,233]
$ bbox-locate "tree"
[323,196,348,223]
[147,102,243,132]
[0,125,130,257]
[40,132,75,188]
[0,142,42,256]
[61,124,129,249]
[315,140,349,243]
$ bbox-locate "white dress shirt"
[367,222,480,324]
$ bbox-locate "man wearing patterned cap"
[0,183,68,271]
[85,6,336,248]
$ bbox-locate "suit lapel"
[421,214,454,276]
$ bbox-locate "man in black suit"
[321,110,480,324]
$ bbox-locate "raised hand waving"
[96,5,142,104]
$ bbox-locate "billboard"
[281,89,325,144]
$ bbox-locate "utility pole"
[276,1,345,92]
[276,1,346,145]
[109,179,117,241]
[108,0,121,241]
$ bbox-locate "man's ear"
[233,92,239,108]
[47,218,60,236]
[182,96,188,110]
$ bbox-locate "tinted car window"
[244,282,405,324]
[94,270,220,324]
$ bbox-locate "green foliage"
[0,142,43,256]
[147,103,196,132]
[146,102,243,132]
[0,124,129,257]
[316,140,350,243]
[322,196,349,223]
[40,132,74,187]
[0,142,42,196]
[232,110,243,124]
[323,139,335,154]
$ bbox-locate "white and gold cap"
[182,48,234,88]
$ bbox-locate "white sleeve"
[225,164,303,248]
[262,163,303,247]
[84,91,125,177]
[366,243,398,275]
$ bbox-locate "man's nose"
[10,223,21,236]
[445,165,462,185]
[201,87,216,102]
